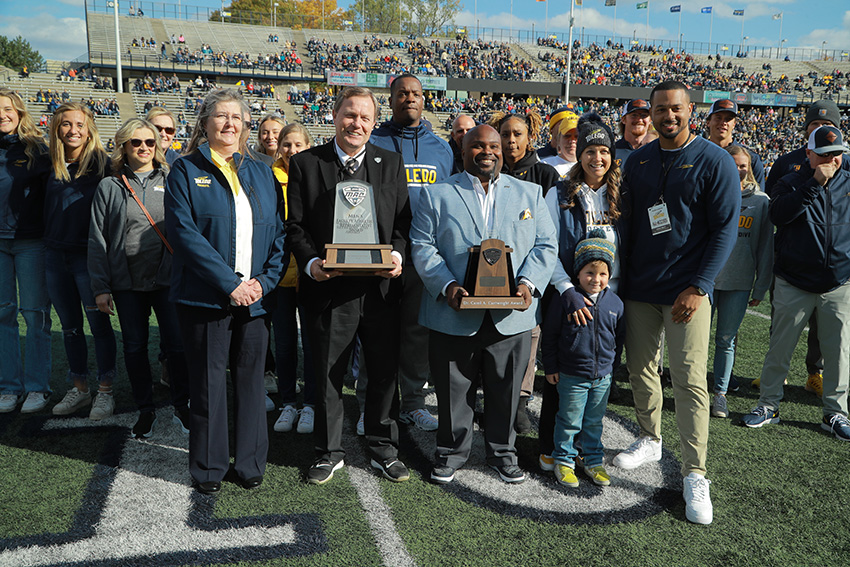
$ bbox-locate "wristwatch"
[694,286,707,296]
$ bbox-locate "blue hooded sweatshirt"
[370,120,453,215]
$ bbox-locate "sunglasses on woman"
[155,125,176,135]
[129,138,156,148]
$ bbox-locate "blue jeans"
[113,288,189,412]
[552,372,611,468]
[45,248,116,384]
[271,287,316,406]
[711,290,750,394]
[0,239,52,395]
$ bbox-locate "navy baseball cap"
[622,99,650,118]
[807,125,846,155]
[708,99,738,117]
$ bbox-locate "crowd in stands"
[170,42,302,73]
[408,38,537,80]
[133,73,182,94]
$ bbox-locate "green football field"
[0,299,848,567]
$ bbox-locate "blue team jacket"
[165,143,287,316]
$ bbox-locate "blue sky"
[1,0,849,61]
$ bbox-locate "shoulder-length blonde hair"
[48,102,109,182]
[276,122,313,154]
[0,87,46,168]
[560,152,622,221]
[111,118,168,175]
[184,88,251,158]
[726,144,756,187]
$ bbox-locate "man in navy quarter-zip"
[742,126,850,444]
[614,81,741,525]
[370,74,454,433]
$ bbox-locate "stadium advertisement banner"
[749,93,776,106]
[774,94,798,107]
[703,90,731,103]
[327,71,447,90]
[327,71,357,86]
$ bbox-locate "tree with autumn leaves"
[210,0,460,35]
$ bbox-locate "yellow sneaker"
[582,463,611,486]
[751,377,788,390]
[555,464,579,487]
[805,373,824,397]
[538,454,554,472]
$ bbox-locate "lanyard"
[654,133,692,205]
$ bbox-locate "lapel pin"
[374,156,382,163]
[519,208,532,220]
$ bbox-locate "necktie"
[345,158,358,176]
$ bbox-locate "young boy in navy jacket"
[542,229,624,488]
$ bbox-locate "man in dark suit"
[286,86,412,485]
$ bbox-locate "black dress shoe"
[196,481,221,494]
[241,476,263,489]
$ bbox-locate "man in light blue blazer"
[410,125,557,485]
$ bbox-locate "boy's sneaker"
[297,406,315,434]
[538,454,555,472]
[21,392,49,414]
[370,458,410,482]
[264,370,278,394]
[0,393,23,413]
[683,472,713,525]
[711,394,729,418]
[430,465,456,484]
[52,388,92,416]
[582,463,611,486]
[173,407,190,435]
[89,392,114,421]
[821,413,850,441]
[132,411,157,438]
[612,436,662,469]
[356,412,365,436]
[805,373,824,397]
[491,464,526,484]
[741,405,779,428]
[307,459,344,485]
[555,464,579,487]
[274,405,298,432]
[399,408,438,431]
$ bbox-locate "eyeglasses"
[819,150,844,158]
[155,125,176,135]
[129,138,156,148]
[211,113,244,124]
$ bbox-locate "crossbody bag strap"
[121,174,174,255]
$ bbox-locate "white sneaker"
[356,412,365,436]
[297,406,315,434]
[264,370,278,394]
[683,472,713,524]
[52,388,92,416]
[0,393,23,413]
[612,436,662,469]
[265,393,275,412]
[89,392,115,421]
[274,405,298,432]
[21,392,49,414]
[399,408,438,431]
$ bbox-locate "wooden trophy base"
[458,296,526,309]
[324,243,395,275]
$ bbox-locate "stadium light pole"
[112,0,123,93]
[564,0,575,102]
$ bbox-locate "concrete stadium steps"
[158,19,296,57]
[509,43,554,81]
[6,72,123,141]
[87,12,158,57]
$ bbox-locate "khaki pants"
[625,299,711,477]
[759,277,850,417]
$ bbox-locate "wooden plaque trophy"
[458,238,526,309]
[323,179,395,274]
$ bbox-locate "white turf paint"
[340,421,419,567]
[745,308,771,322]
[1,408,296,567]
[407,393,677,518]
